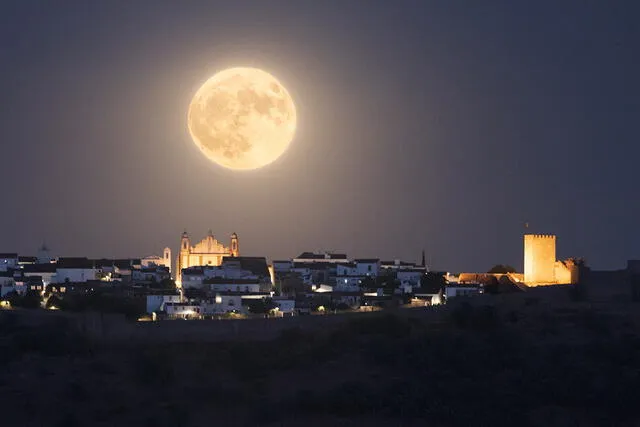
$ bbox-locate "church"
[175,230,239,284]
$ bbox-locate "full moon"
[187,67,297,170]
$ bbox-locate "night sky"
[1,1,638,272]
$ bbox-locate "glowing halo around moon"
[187,67,297,170]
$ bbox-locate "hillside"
[1,287,640,426]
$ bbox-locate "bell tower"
[176,230,191,285]
[180,230,190,252]
[163,247,172,273]
[230,232,239,257]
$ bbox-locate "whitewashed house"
[22,264,57,286]
[444,284,483,300]
[146,294,182,314]
[354,259,380,277]
[335,263,364,291]
[163,302,201,319]
[55,258,98,283]
[206,278,261,293]
[397,269,424,293]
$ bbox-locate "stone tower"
[230,232,239,257]
[524,234,556,285]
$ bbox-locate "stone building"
[175,230,239,285]
[524,234,579,286]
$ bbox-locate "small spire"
[421,250,426,267]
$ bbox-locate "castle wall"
[524,234,556,285]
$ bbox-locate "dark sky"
[1,1,638,272]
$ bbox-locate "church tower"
[176,230,191,284]
[163,247,172,274]
[230,232,239,257]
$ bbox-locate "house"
[292,252,348,264]
[132,265,171,285]
[444,284,483,300]
[205,277,262,293]
[397,269,424,293]
[221,256,272,289]
[163,302,201,319]
[354,259,380,277]
[380,259,426,272]
[181,267,206,288]
[0,254,18,272]
[272,260,293,273]
[200,292,271,315]
[335,263,364,291]
[22,264,57,286]
[13,275,44,295]
[55,258,98,283]
[146,293,182,313]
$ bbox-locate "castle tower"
[163,247,172,273]
[524,234,556,285]
[230,232,239,257]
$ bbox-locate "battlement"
[524,234,556,240]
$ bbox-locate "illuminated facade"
[524,234,578,286]
[524,234,556,285]
[175,230,239,285]
[141,247,172,272]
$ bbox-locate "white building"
[292,252,348,264]
[22,264,57,286]
[141,247,172,273]
[397,269,424,293]
[444,284,483,300]
[146,294,182,313]
[181,267,206,288]
[335,263,365,291]
[132,265,171,284]
[55,258,98,284]
[200,292,269,315]
[354,259,380,277]
[207,278,261,293]
[164,302,201,319]
[272,260,293,273]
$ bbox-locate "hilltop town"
[0,230,637,322]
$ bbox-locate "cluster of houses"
[0,243,496,320]
[147,251,455,320]
[0,246,172,298]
